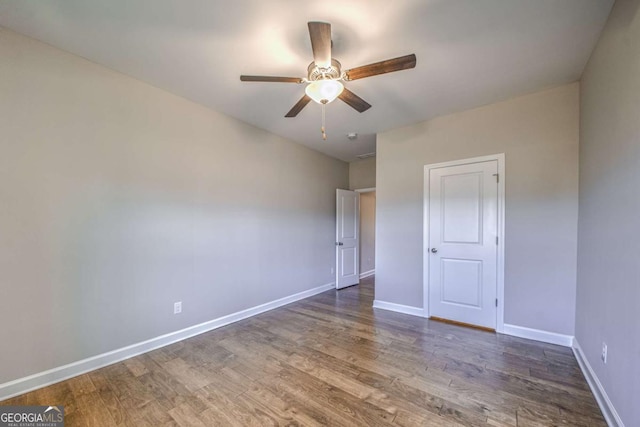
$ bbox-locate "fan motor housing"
[307,59,342,81]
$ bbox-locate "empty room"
[0,0,638,426]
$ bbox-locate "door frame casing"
[354,187,376,193]
[423,154,506,333]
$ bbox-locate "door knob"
[431,248,438,253]
[336,242,344,246]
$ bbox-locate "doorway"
[336,189,359,289]
[357,188,376,280]
[335,187,376,289]
[423,154,505,331]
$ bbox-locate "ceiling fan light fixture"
[241,21,416,120]
[305,79,344,104]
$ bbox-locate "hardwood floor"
[1,276,605,426]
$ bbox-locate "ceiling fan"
[240,21,417,139]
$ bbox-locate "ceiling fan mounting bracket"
[307,59,342,82]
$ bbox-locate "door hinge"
[493,173,499,183]
[496,236,498,245]
[495,298,498,307]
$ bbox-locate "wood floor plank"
[265,367,394,426]
[67,374,97,397]
[161,358,212,392]
[242,382,319,426]
[75,392,119,427]
[0,276,606,426]
[167,402,207,427]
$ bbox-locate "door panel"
[442,173,482,243]
[428,160,498,329]
[441,258,482,307]
[340,195,357,239]
[340,247,357,277]
[336,189,359,289]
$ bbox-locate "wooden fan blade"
[308,22,332,69]
[338,88,372,113]
[344,54,417,81]
[240,75,303,83]
[285,95,312,117]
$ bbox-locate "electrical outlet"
[174,301,182,315]
[601,342,608,364]
[331,267,334,274]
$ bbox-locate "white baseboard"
[372,300,425,317]
[0,282,335,401]
[502,324,574,347]
[359,269,375,279]
[573,340,624,427]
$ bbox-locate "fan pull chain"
[321,102,327,140]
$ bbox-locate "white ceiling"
[0,0,613,162]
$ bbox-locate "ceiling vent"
[356,152,376,160]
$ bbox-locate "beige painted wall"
[0,28,348,385]
[376,83,579,335]
[576,0,640,424]
[349,157,376,190]
[359,192,376,274]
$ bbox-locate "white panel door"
[428,160,498,329]
[336,189,359,289]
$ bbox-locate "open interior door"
[336,189,360,289]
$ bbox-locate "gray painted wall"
[577,0,640,424]
[376,84,579,335]
[0,28,348,384]
[359,192,376,274]
[349,157,376,190]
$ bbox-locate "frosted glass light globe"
[305,80,344,104]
